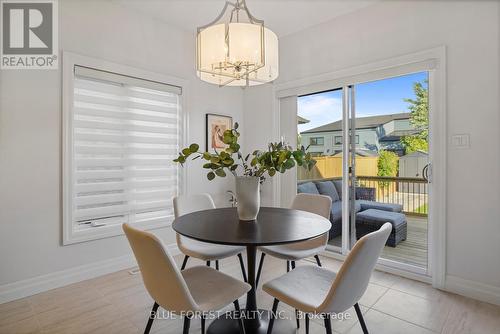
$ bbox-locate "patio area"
[328,214,428,268]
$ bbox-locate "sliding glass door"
[295,72,431,275]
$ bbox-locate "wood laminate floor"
[1,254,499,334]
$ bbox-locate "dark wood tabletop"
[172,206,332,246]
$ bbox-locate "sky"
[297,72,428,133]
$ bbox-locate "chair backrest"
[290,193,332,219]
[123,224,198,312]
[319,223,392,313]
[291,193,332,246]
[173,193,216,218]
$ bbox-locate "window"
[334,135,359,145]
[63,53,185,244]
[309,137,324,146]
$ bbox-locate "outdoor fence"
[297,156,379,180]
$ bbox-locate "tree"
[401,81,429,154]
[377,150,399,178]
[377,150,399,188]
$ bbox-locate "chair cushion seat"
[259,236,327,260]
[182,266,250,312]
[178,236,245,260]
[358,200,403,213]
[263,265,336,313]
[316,181,340,202]
[356,209,406,228]
[297,182,320,195]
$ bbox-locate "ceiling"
[115,0,378,37]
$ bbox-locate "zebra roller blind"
[70,65,181,230]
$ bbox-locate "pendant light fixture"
[196,0,279,87]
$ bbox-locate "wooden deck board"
[328,215,428,268]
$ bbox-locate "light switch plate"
[451,134,470,149]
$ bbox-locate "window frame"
[62,52,188,245]
[334,135,359,145]
[309,136,324,146]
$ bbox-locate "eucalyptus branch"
[174,122,316,182]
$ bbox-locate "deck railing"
[357,176,428,216]
[298,176,428,216]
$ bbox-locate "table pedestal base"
[207,309,296,334]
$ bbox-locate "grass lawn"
[415,203,428,214]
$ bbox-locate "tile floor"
[1,255,499,334]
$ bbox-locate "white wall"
[245,0,500,293]
[0,0,243,288]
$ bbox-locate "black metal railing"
[356,176,428,216]
[298,176,428,216]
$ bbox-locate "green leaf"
[278,151,287,165]
[207,172,215,181]
[230,143,240,152]
[189,143,199,153]
[215,168,226,177]
[230,165,238,171]
[203,152,211,160]
[268,168,276,177]
[284,158,295,169]
[210,156,220,164]
[182,148,191,156]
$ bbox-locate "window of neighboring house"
[310,137,324,145]
[334,135,359,145]
[63,53,184,244]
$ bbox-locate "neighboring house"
[299,113,419,156]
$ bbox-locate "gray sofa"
[297,179,404,241]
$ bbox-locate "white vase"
[235,176,260,221]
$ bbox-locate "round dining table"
[172,206,331,334]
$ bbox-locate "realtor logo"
[1,0,58,69]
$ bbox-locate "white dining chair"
[262,222,392,334]
[173,194,247,281]
[255,193,332,287]
[123,224,250,334]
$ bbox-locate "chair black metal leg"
[215,260,219,271]
[255,252,266,288]
[305,313,310,334]
[201,316,206,334]
[295,309,300,328]
[324,314,332,334]
[291,261,296,270]
[267,298,279,334]
[233,299,246,334]
[144,302,159,334]
[206,260,211,267]
[183,315,191,334]
[314,255,322,267]
[354,303,369,334]
[237,253,248,282]
[181,255,189,270]
[286,261,290,272]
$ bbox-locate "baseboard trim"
[445,275,500,306]
[0,243,181,305]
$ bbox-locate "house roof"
[297,115,310,124]
[301,112,411,134]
